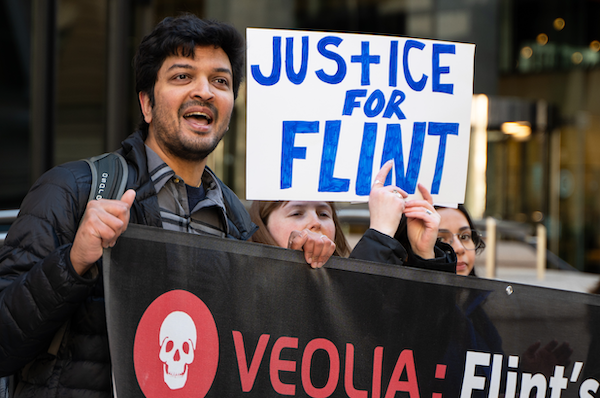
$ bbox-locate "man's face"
[141,45,234,162]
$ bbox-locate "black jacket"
[351,228,457,272]
[0,130,256,397]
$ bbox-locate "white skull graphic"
[159,311,197,390]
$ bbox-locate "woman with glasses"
[436,204,573,386]
[436,204,485,276]
[434,205,503,395]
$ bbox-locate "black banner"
[104,224,600,398]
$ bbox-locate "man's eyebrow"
[166,63,195,71]
[165,64,232,76]
[214,67,232,76]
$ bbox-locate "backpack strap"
[56,152,128,345]
[83,152,129,201]
[5,153,130,396]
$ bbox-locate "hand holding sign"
[288,229,336,269]
[71,189,136,275]
[521,340,574,377]
[368,160,407,238]
[405,184,439,260]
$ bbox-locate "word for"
[250,35,456,93]
[232,331,433,398]
[281,120,459,195]
[461,351,598,398]
[342,89,406,120]
[95,172,110,200]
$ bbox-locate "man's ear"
[139,91,153,124]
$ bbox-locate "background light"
[501,121,531,139]
[536,33,548,45]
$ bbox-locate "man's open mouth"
[183,112,212,125]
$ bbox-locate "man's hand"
[70,189,136,275]
[405,183,439,259]
[288,229,336,268]
[521,340,573,377]
[369,161,408,237]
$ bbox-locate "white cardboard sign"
[246,28,475,204]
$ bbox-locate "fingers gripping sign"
[288,229,336,269]
[71,189,136,275]
[368,160,407,238]
[404,183,440,259]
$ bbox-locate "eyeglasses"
[437,229,480,251]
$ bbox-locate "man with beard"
[0,14,334,397]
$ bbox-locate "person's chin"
[456,262,470,276]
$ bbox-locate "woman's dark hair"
[134,13,245,130]
[394,204,485,275]
[249,201,351,258]
[446,204,486,255]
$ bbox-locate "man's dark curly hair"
[134,14,245,130]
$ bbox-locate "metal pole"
[485,217,497,278]
[537,223,547,280]
[106,0,132,151]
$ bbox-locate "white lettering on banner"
[460,351,598,398]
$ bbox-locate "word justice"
[232,331,437,397]
[251,35,456,94]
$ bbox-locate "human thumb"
[120,189,136,207]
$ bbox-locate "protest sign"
[106,225,600,398]
[246,28,475,204]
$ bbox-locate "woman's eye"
[460,234,472,241]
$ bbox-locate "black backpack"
[0,152,128,398]
[83,152,129,202]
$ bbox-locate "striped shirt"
[145,145,228,238]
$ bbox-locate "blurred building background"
[2,0,600,273]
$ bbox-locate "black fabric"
[186,183,206,212]
[350,228,457,273]
[106,224,600,398]
[0,130,257,397]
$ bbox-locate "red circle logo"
[133,290,219,397]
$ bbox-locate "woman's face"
[266,201,336,248]
[437,208,477,276]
